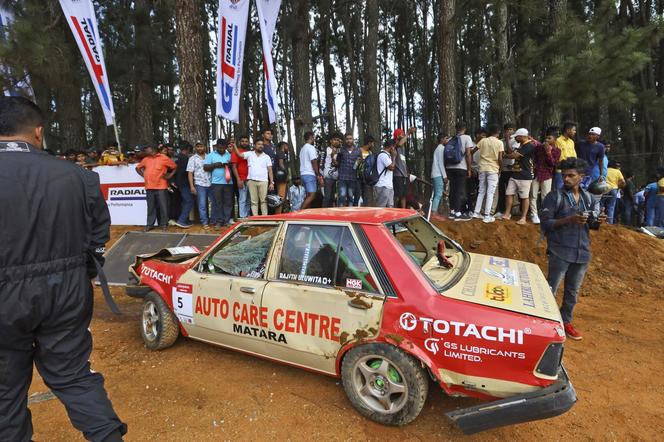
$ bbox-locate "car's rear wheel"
[141,292,179,350]
[341,343,429,426]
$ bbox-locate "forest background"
[1,0,663,181]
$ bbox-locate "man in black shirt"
[503,128,536,225]
[174,142,194,228]
[0,97,126,441]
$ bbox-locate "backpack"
[443,135,465,165]
[363,151,389,186]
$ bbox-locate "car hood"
[441,253,562,323]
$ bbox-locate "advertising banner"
[94,165,146,225]
[256,0,281,124]
[216,0,250,123]
[59,0,116,125]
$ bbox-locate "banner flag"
[0,7,34,98]
[216,0,250,123]
[256,0,281,124]
[59,0,115,126]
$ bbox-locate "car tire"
[341,343,429,426]
[125,284,151,298]
[141,292,179,351]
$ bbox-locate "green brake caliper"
[369,360,402,385]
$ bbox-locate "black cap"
[214,138,227,146]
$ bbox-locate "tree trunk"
[364,0,380,143]
[290,0,313,146]
[175,0,207,143]
[438,0,456,135]
[322,0,337,134]
[545,0,567,128]
[493,0,515,124]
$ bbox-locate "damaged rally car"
[127,208,576,434]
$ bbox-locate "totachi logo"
[141,266,173,285]
[399,312,417,331]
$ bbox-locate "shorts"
[506,178,532,199]
[393,176,409,198]
[301,174,318,193]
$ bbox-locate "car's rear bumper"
[445,365,577,434]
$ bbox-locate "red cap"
[393,128,405,140]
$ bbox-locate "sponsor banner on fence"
[59,0,115,125]
[94,165,146,225]
[256,0,281,124]
[216,0,250,123]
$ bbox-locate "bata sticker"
[172,283,194,324]
[484,283,512,304]
[346,278,362,289]
[194,296,342,343]
[399,311,528,345]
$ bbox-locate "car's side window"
[278,225,341,286]
[278,224,378,293]
[336,230,378,293]
[203,224,279,278]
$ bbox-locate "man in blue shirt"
[204,139,234,227]
[334,133,361,206]
[575,127,605,184]
[540,157,606,341]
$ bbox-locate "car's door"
[176,222,282,355]
[259,222,386,374]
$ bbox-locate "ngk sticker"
[398,311,527,345]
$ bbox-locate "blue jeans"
[657,195,664,227]
[177,184,195,225]
[547,253,589,324]
[195,185,217,226]
[432,176,445,214]
[237,182,250,218]
[337,180,356,207]
[601,189,619,224]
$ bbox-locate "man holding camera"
[540,157,606,341]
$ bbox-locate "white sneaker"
[494,212,503,219]
[483,215,496,223]
[532,215,540,224]
[472,212,483,219]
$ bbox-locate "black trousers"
[446,168,468,213]
[0,266,125,441]
[146,189,169,228]
[496,171,513,214]
[212,183,234,225]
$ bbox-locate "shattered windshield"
[207,224,279,278]
[386,216,467,289]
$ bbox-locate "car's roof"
[248,207,420,224]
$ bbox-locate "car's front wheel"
[141,292,179,350]
[341,343,429,426]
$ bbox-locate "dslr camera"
[583,210,601,230]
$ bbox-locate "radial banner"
[59,0,115,126]
[216,0,250,123]
[256,0,281,124]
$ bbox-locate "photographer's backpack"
[363,151,389,186]
[443,135,464,165]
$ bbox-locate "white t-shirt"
[299,143,318,176]
[241,151,272,182]
[445,134,475,171]
[431,144,446,179]
[323,146,336,176]
[376,151,393,189]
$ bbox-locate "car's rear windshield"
[385,216,468,290]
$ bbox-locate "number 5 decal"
[172,283,195,324]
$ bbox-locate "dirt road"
[29,220,664,440]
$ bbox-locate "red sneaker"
[564,323,583,341]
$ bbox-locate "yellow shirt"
[100,152,125,165]
[658,177,664,195]
[605,168,624,190]
[555,136,576,163]
[477,136,504,173]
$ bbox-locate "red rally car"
[127,208,576,434]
